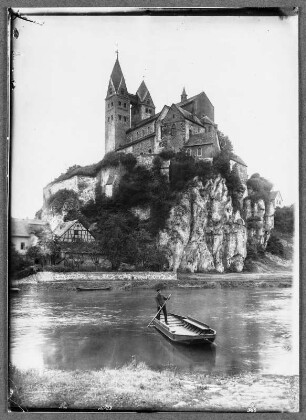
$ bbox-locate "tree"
[274,206,294,234]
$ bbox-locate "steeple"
[106,55,127,97]
[105,55,130,153]
[131,80,155,127]
[181,87,187,102]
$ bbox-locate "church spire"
[181,87,187,102]
[109,55,125,93]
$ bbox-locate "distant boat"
[76,286,112,292]
[10,288,20,293]
[153,313,216,345]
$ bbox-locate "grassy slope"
[10,363,298,412]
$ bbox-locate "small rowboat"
[76,286,112,292]
[153,313,216,345]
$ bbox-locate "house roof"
[176,105,203,125]
[11,218,47,237]
[117,133,155,150]
[126,112,160,133]
[184,132,216,147]
[53,220,78,238]
[270,191,283,200]
[176,91,214,109]
[229,153,247,167]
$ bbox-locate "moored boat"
[153,313,216,345]
[76,286,112,292]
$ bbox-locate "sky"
[10,11,298,219]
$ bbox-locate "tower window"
[171,124,176,136]
[149,109,152,114]
[124,103,127,108]
[111,102,113,107]
[111,115,113,120]
[20,242,25,250]
[197,147,202,156]
[119,115,122,120]
[119,101,121,106]
[108,117,110,122]
[121,89,124,94]
[137,131,139,138]
[148,149,152,153]
[142,129,145,137]
[124,116,127,122]
[146,108,148,113]
[109,88,112,94]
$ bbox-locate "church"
[105,55,221,161]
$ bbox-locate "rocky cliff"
[159,176,274,273]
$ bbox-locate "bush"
[47,189,79,214]
[266,234,285,257]
[247,174,273,204]
[274,206,294,234]
[159,150,175,160]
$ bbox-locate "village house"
[11,218,47,254]
[270,191,283,208]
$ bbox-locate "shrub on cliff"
[47,189,80,214]
[247,173,273,204]
[266,233,285,257]
[274,206,294,234]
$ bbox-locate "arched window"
[148,148,152,153]
[171,124,176,136]
[197,147,202,156]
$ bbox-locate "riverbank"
[11,270,293,291]
[9,363,298,412]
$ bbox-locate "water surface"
[10,287,297,375]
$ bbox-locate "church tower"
[105,55,130,153]
[131,80,155,127]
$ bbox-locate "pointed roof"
[182,87,187,96]
[136,80,155,106]
[110,57,124,92]
[53,220,78,238]
[137,80,148,101]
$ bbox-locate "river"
[9,287,297,375]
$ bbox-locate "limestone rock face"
[243,197,275,249]
[159,176,248,273]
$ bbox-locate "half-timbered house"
[53,220,95,243]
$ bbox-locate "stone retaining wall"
[14,271,177,284]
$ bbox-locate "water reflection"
[10,287,297,375]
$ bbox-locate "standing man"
[155,289,170,324]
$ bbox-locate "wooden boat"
[153,313,216,345]
[76,286,112,292]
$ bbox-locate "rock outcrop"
[159,175,274,273]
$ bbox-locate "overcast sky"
[10,11,298,219]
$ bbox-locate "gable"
[162,104,185,124]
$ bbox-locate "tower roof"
[182,87,187,96]
[136,80,149,101]
[110,57,124,92]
